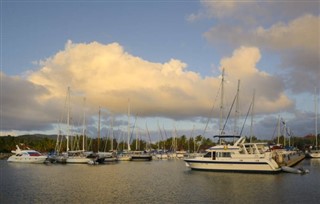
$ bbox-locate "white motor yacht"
[7,145,47,163]
[184,136,281,173]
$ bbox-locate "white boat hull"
[66,157,91,164]
[306,151,320,158]
[184,158,281,173]
[155,154,168,160]
[118,155,132,161]
[7,155,47,163]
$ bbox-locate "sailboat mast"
[234,80,240,136]
[127,99,131,151]
[219,68,225,136]
[66,87,70,152]
[98,106,101,152]
[283,119,287,147]
[250,89,255,143]
[315,87,318,148]
[82,97,86,151]
[277,115,280,145]
[111,114,114,151]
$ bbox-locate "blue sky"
[1,0,319,143]
[3,1,214,76]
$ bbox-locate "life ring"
[224,145,228,150]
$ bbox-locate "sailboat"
[55,88,92,164]
[118,99,133,161]
[95,107,118,163]
[306,88,320,158]
[130,126,152,161]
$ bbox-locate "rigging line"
[129,114,138,143]
[145,122,152,149]
[271,119,278,141]
[239,100,253,136]
[221,92,238,135]
[197,81,222,153]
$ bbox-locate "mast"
[136,126,138,150]
[98,106,101,152]
[250,89,255,143]
[277,115,280,145]
[219,68,225,136]
[283,119,286,147]
[127,99,131,151]
[234,80,240,136]
[315,87,318,149]
[82,97,86,151]
[66,87,70,152]
[111,114,114,151]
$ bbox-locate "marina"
[1,1,319,204]
[1,158,319,203]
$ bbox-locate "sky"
[1,0,319,143]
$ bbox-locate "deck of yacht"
[278,153,305,167]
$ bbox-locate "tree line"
[0,134,318,153]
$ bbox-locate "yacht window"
[28,152,41,156]
[204,152,211,158]
[221,152,231,157]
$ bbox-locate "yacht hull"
[7,155,47,163]
[306,151,320,158]
[66,157,91,164]
[184,158,281,173]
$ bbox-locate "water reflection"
[309,158,320,167]
[1,159,319,203]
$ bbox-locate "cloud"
[203,12,320,93]
[188,0,243,22]
[190,1,318,24]
[28,41,216,119]
[191,1,319,94]
[0,72,56,131]
[253,109,318,139]
[29,41,293,119]
[3,41,294,134]
[218,46,293,114]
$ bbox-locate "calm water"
[1,159,320,204]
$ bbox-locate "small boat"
[131,151,152,161]
[306,150,320,158]
[95,151,118,163]
[184,136,281,173]
[118,151,132,161]
[281,166,309,174]
[7,145,47,163]
[155,150,169,160]
[65,150,92,164]
[54,150,93,164]
[176,151,187,159]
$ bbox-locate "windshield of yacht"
[28,152,42,156]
